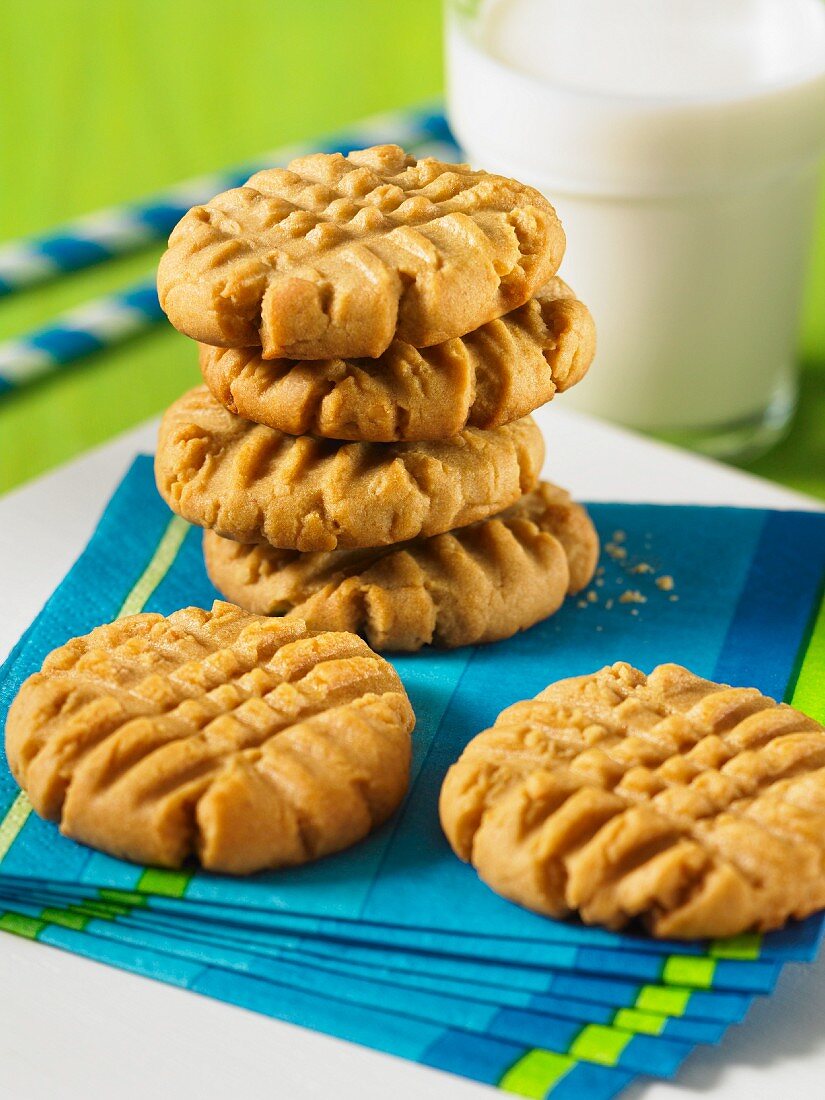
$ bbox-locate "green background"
[1,0,823,497]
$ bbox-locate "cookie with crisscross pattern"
[6,602,414,874]
[155,385,544,553]
[203,482,598,652]
[198,278,594,442]
[440,662,825,938]
[157,144,565,359]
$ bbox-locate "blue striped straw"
[0,279,161,392]
[0,108,454,298]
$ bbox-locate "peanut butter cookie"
[155,386,544,553]
[440,662,825,938]
[203,483,599,652]
[5,602,414,874]
[198,278,594,442]
[157,144,565,359]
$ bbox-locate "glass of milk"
[446,0,825,459]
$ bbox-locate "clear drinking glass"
[446,0,825,459]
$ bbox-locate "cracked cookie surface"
[203,483,599,652]
[157,144,565,359]
[155,385,544,552]
[198,279,594,442]
[5,601,414,874]
[440,662,825,938]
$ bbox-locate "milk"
[484,0,825,98]
[447,0,825,456]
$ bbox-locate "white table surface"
[0,406,823,1100]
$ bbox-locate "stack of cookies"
[154,144,599,651]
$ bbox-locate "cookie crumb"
[612,530,626,543]
[630,608,640,616]
[587,590,598,604]
[596,578,605,587]
[656,575,675,591]
[577,600,588,609]
[619,590,647,605]
[605,598,614,610]
[605,542,628,561]
[670,595,679,602]
[630,562,654,575]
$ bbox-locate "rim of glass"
[447,0,825,110]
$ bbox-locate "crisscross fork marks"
[156,386,544,552]
[198,278,595,443]
[204,481,599,652]
[9,605,306,814]
[157,143,565,358]
[440,662,825,938]
[6,602,414,874]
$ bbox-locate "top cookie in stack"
[158,143,567,359]
[154,144,599,650]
